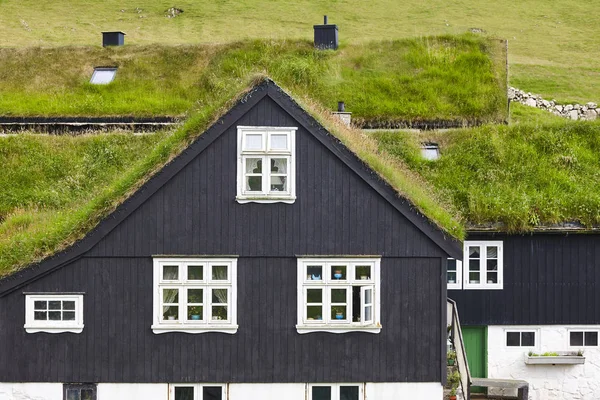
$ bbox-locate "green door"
[462,326,487,393]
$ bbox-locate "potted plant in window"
[334,269,343,279]
[189,306,201,321]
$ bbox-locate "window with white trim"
[24,294,84,334]
[309,384,363,400]
[569,330,599,347]
[506,330,536,347]
[169,384,226,400]
[464,241,503,289]
[64,383,96,400]
[447,258,462,290]
[236,126,296,203]
[297,258,381,334]
[152,258,238,334]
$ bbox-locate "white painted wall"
[229,383,305,399]
[488,325,600,400]
[98,383,168,400]
[365,382,442,399]
[0,383,62,400]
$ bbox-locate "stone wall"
[509,87,598,120]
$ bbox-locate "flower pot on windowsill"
[360,275,369,280]
[487,280,495,283]
[448,279,456,284]
[168,316,176,321]
[335,312,344,319]
[191,315,201,320]
[334,270,342,279]
[471,280,480,284]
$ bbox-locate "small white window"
[447,258,462,290]
[236,126,297,204]
[569,330,599,347]
[152,258,238,334]
[463,241,503,290]
[506,330,536,347]
[297,258,381,334]
[169,384,226,400]
[421,143,440,160]
[90,67,117,84]
[24,294,84,334]
[309,384,363,400]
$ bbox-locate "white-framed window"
[152,258,238,334]
[24,293,84,334]
[236,126,297,204]
[463,241,503,290]
[308,383,363,400]
[296,258,381,334]
[64,383,96,400]
[569,330,599,347]
[447,258,462,290]
[169,384,226,400]
[506,330,537,348]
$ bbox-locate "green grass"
[374,121,600,231]
[1,0,598,103]
[0,37,507,123]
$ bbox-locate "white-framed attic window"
[236,126,297,204]
[90,67,117,84]
[447,258,462,290]
[24,293,84,334]
[152,257,238,334]
[296,257,381,334]
[463,241,503,290]
[421,143,440,160]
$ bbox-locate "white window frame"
[505,329,538,350]
[308,383,364,400]
[463,241,503,290]
[296,258,381,334]
[24,293,84,334]
[152,257,238,334]
[169,384,227,400]
[447,258,463,290]
[236,126,297,204]
[568,329,599,348]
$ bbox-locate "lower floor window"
[171,384,225,400]
[570,330,599,347]
[506,330,535,347]
[309,384,362,400]
[64,384,96,400]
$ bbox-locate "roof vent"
[102,31,126,47]
[332,101,351,126]
[421,143,440,160]
[90,67,117,84]
[314,15,338,50]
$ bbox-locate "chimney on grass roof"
[333,101,351,126]
[102,31,126,47]
[314,15,338,50]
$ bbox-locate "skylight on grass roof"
[90,67,117,84]
[421,143,440,160]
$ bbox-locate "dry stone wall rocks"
[509,87,598,120]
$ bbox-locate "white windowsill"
[151,324,239,334]
[296,324,382,334]
[236,196,296,204]
[24,324,84,334]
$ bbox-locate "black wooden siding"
[0,94,447,383]
[450,232,600,325]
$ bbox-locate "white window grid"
[152,258,238,334]
[236,126,297,203]
[308,383,364,400]
[169,384,226,400]
[447,258,463,290]
[505,329,538,349]
[463,241,503,290]
[297,258,381,334]
[24,294,84,334]
[568,329,599,347]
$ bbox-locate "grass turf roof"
[374,120,600,232]
[0,36,507,124]
[0,77,463,279]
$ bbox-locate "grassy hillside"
[374,121,600,231]
[0,0,598,103]
[0,36,507,123]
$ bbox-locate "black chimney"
[102,31,126,47]
[338,101,345,112]
[314,15,338,50]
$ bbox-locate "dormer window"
[236,126,297,204]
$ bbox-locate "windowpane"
[340,386,359,400]
[331,305,347,320]
[312,386,331,400]
[203,386,223,400]
[331,288,347,303]
[66,389,79,400]
[34,311,47,320]
[331,265,347,280]
[49,301,62,310]
[447,259,457,272]
[270,158,287,174]
[270,175,287,192]
[163,265,179,280]
[571,331,584,346]
[307,265,323,280]
[245,158,262,173]
[307,305,322,320]
[63,311,76,321]
[212,265,228,280]
[212,289,228,303]
[163,289,179,303]
[447,271,457,283]
[245,133,263,150]
[585,332,598,346]
[364,289,372,304]
[212,305,228,321]
[469,272,480,283]
[469,259,480,271]
[163,306,179,320]
[486,272,498,284]
[175,387,194,400]
[270,134,288,150]
[365,306,372,321]
[188,265,203,280]
[34,301,47,310]
[49,311,61,320]
[355,265,371,280]
[81,389,94,400]
[188,306,203,320]
[307,289,322,303]
[469,246,480,258]
[507,332,520,346]
[188,289,203,303]
[63,301,76,310]
[487,246,498,258]
[522,332,535,346]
